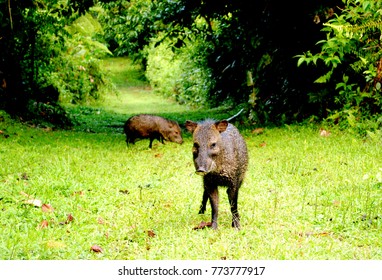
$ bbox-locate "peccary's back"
[124,114,183,145]
[124,114,161,135]
[218,123,248,181]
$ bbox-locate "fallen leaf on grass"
[67,213,74,222]
[42,204,54,213]
[332,200,341,207]
[46,240,66,249]
[25,199,42,208]
[72,190,84,196]
[154,153,162,158]
[91,245,103,253]
[251,128,264,135]
[38,220,49,229]
[193,221,212,230]
[298,231,331,238]
[259,142,267,147]
[60,213,74,225]
[147,230,156,238]
[21,191,42,207]
[316,232,330,237]
[319,128,331,137]
[97,217,105,224]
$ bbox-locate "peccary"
[124,114,183,148]
[185,119,248,229]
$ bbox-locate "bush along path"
[1,58,382,260]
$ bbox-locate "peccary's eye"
[210,142,217,149]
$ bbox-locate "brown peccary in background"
[185,119,248,229]
[124,114,183,148]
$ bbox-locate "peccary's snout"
[195,167,207,176]
[193,144,208,175]
[192,141,217,175]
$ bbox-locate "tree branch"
[8,0,13,30]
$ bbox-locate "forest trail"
[70,57,236,133]
[70,57,193,133]
[102,57,187,116]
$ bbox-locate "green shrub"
[145,37,213,106]
[44,12,113,105]
[296,0,382,134]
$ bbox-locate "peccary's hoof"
[193,221,212,230]
[232,221,241,230]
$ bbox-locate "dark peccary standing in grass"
[185,119,248,229]
[124,114,183,148]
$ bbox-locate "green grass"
[1,58,382,260]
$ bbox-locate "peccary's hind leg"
[149,134,162,148]
[159,135,165,144]
[227,186,240,229]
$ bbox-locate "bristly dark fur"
[124,114,183,148]
[185,119,248,229]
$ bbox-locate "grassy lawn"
[1,58,382,260]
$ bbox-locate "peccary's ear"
[185,120,198,133]
[215,120,228,133]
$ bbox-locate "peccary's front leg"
[209,186,219,230]
[126,135,135,146]
[227,185,240,229]
[199,189,209,214]
[149,137,154,149]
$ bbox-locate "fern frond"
[324,20,382,38]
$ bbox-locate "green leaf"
[312,56,319,65]
[314,70,333,83]
[297,56,306,67]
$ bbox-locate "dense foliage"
[297,0,382,134]
[100,0,347,124]
[2,0,382,130]
[0,0,110,126]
